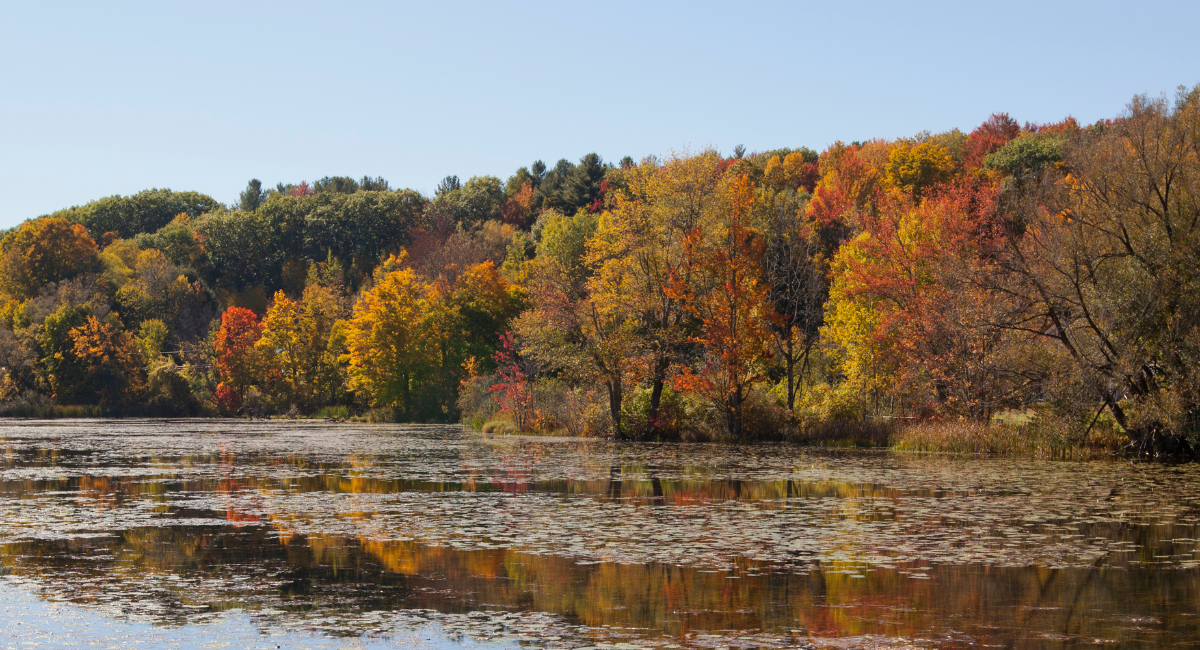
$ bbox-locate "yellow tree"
[342,260,443,417]
[588,149,727,435]
[822,231,899,417]
[516,247,638,438]
[256,284,347,410]
[668,175,777,438]
[885,140,957,200]
[762,151,816,192]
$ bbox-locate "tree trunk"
[785,350,796,412]
[645,357,670,437]
[608,377,624,440]
[726,390,743,439]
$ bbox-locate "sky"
[1,0,1199,228]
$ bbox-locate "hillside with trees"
[2,87,1198,456]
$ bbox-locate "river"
[0,420,1197,649]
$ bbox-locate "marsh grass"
[890,420,1127,459]
[313,405,352,420]
[480,418,522,435]
[788,419,896,447]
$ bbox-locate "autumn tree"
[35,304,145,406]
[762,190,828,412]
[964,113,1021,169]
[67,315,147,406]
[517,212,638,437]
[885,141,957,200]
[589,149,728,435]
[0,218,99,300]
[487,332,537,430]
[342,262,437,417]
[448,260,522,376]
[762,151,819,193]
[827,181,1037,420]
[256,285,347,410]
[995,86,1200,454]
[807,141,888,234]
[669,175,777,438]
[500,182,536,228]
[214,307,262,413]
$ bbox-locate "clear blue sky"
[2,0,1198,228]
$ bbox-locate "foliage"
[589,149,728,437]
[4,89,1200,458]
[214,307,262,413]
[488,332,537,430]
[342,264,437,417]
[991,87,1200,455]
[256,286,347,411]
[0,218,99,300]
[48,188,219,239]
[983,133,1065,177]
[885,141,957,199]
[668,175,777,438]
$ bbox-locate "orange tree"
[68,315,147,406]
[214,306,263,413]
[669,175,777,438]
[0,217,99,299]
[825,179,1037,420]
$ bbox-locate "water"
[0,420,1198,649]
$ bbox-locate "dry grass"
[790,419,896,447]
[890,420,1126,459]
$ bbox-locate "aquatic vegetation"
[1,422,1199,647]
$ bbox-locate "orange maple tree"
[669,175,777,438]
[214,306,262,413]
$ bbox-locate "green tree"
[49,189,219,238]
[238,179,265,211]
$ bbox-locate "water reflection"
[3,528,1199,648]
[1,420,1200,648]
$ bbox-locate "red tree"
[489,332,536,430]
[964,113,1021,169]
[214,307,262,413]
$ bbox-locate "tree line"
[1,86,1198,455]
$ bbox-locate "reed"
[890,420,1125,459]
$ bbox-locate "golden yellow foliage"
[257,285,347,409]
[885,141,956,199]
[342,267,440,411]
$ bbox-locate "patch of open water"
[0,420,1198,648]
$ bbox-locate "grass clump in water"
[890,417,1128,459]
